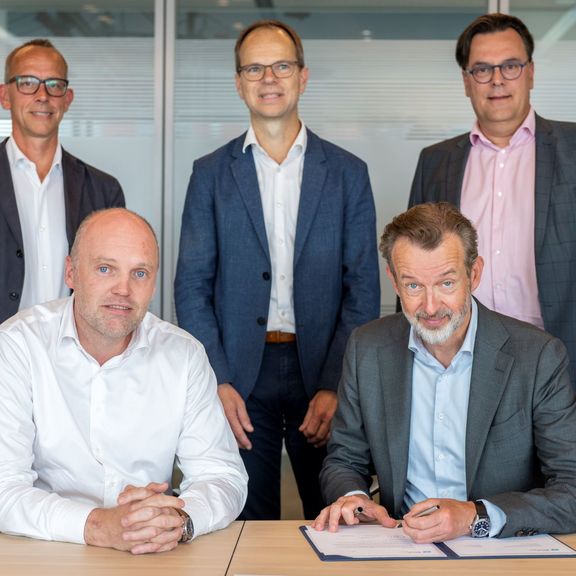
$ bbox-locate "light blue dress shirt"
[405,299,505,537]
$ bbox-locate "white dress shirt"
[6,137,69,310]
[0,297,247,544]
[243,123,307,333]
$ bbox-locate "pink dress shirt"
[461,108,544,329]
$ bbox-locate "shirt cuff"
[51,501,96,544]
[481,499,507,538]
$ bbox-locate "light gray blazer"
[321,301,576,537]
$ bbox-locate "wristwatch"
[470,500,490,538]
[175,508,194,543]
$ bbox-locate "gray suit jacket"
[321,302,576,537]
[0,139,125,323]
[409,115,576,387]
[174,129,380,399]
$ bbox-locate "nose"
[112,274,131,296]
[491,65,505,85]
[35,82,49,101]
[262,65,277,82]
[422,288,440,317]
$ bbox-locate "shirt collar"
[6,135,63,172]
[469,106,535,149]
[408,298,478,364]
[242,121,307,158]
[58,295,151,360]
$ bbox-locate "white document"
[444,534,576,558]
[302,525,447,559]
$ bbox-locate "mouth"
[103,304,133,314]
[258,92,283,101]
[416,311,452,329]
[487,95,511,102]
[30,111,54,117]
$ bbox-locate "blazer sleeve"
[488,338,576,537]
[408,149,426,208]
[316,161,380,392]
[174,162,232,385]
[320,330,375,503]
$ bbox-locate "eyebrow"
[399,269,457,281]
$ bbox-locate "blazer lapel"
[534,114,554,257]
[446,135,471,207]
[62,148,83,246]
[294,130,327,267]
[230,137,270,261]
[0,139,24,247]
[379,326,413,514]
[465,303,514,494]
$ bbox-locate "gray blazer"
[409,115,576,387]
[321,302,576,537]
[0,139,125,323]
[174,129,380,399]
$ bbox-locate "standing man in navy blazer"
[0,39,125,324]
[175,20,380,520]
[409,13,576,387]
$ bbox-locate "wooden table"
[0,521,243,576]
[226,520,576,576]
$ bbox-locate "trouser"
[239,342,326,520]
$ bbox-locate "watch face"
[473,519,490,538]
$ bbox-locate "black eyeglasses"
[237,60,300,82]
[7,75,69,97]
[466,60,530,84]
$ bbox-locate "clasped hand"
[84,481,186,554]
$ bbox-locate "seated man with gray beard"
[312,202,576,541]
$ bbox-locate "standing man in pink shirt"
[409,13,576,387]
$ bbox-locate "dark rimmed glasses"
[466,60,530,84]
[237,60,300,82]
[7,75,69,97]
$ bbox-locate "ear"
[0,83,11,111]
[298,66,309,95]
[527,60,534,90]
[63,87,74,111]
[462,69,472,98]
[235,73,244,101]
[64,255,75,290]
[470,256,484,293]
[385,264,400,295]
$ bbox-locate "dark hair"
[380,203,478,276]
[4,39,68,82]
[234,19,305,72]
[455,13,534,69]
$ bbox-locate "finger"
[307,420,331,445]
[117,484,171,506]
[130,536,180,555]
[311,507,330,531]
[122,506,182,530]
[236,402,254,434]
[127,494,184,513]
[327,502,346,532]
[229,416,252,450]
[300,414,321,438]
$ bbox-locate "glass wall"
[3,1,574,319]
[0,0,162,313]
[171,0,490,319]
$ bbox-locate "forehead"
[80,215,158,267]
[9,46,66,77]
[392,234,466,277]
[239,27,297,63]
[468,28,528,64]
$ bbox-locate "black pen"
[353,506,364,517]
[396,504,439,528]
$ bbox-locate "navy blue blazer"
[0,139,125,323]
[409,115,576,387]
[174,129,380,399]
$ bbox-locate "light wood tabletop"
[226,520,576,576]
[0,521,243,576]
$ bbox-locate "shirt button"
[499,163,505,168]
[497,191,503,197]
[9,291,19,301]
[438,413,444,421]
[257,317,267,326]
[495,249,501,255]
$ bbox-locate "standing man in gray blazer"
[313,203,576,540]
[0,39,125,324]
[175,20,380,520]
[409,13,576,387]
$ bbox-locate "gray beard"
[404,294,471,346]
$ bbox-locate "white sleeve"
[176,343,248,537]
[0,334,94,543]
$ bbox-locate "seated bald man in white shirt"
[0,208,247,554]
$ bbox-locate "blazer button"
[16,249,24,258]
[262,272,270,281]
[257,317,267,326]
[9,291,19,301]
